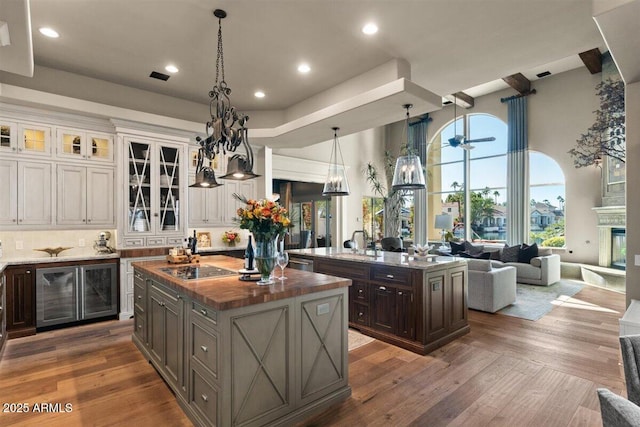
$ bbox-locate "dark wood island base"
[289,249,470,356]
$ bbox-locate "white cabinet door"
[87,133,114,163]
[0,160,18,225]
[87,167,114,226]
[18,124,51,157]
[57,165,87,225]
[17,162,52,225]
[223,180,255,225]
[188,175,208,226]
[0,121,18,154]
[57,128,114,163]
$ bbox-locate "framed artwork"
[301,202,312,230]
[196,231,212,248]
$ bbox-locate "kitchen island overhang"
[132,255,351,427]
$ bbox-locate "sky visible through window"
[434,114,565,207]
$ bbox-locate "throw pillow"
[518,243,539,264]
[450,240,465,255]
[489,250,502,261]
[501,244,520,263]
[473,251,492,260]
[464,241,484,255]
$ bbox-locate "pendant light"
[322,127,350,196]
[190,150,221,188]
[194,9,259,185]
[391,104,425,191]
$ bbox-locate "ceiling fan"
[445,95,495,150]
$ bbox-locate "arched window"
[529,151,565,247]
[427,113,508,242]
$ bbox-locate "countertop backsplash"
[0,229,117,261]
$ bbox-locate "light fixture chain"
[215,16,225,84]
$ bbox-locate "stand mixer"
[94,231,115,254]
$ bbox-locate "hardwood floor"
[0,284,626,426]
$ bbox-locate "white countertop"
[287,248,466,270]
[0,252,120,273]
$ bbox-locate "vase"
[254,235,278,285]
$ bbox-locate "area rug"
[497,279,585,321]
[348,328,375,351]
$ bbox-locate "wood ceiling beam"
[502,73,531,95]
[579,48,602,74]
[443,91,474,108]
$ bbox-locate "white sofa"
[467,259,517,313]
[490,254,561,286]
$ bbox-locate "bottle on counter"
[245,235,254,270]
[191,230,198,254]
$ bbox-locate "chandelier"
[322,127,350,196]
[193,9,258,186]
[391,104,425,191]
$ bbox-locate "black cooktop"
[160,265,237,280]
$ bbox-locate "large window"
[427,114,566,247]
[428,113,507,242]
[529,152,565,247]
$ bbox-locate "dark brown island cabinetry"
[4,265,36,338]
[314,257,468,355]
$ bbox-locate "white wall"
[418,67,602,264]
[273,126,387,244]
[625,80,640,306]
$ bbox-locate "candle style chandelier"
[391,104,425,191]
[192,9,259,188]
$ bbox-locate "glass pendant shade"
[391,155,425,190]
[323,127,350,196]
[190,166,222,188]
[392,104,425,191]
[219,154,260,180]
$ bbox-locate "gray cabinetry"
[148,280,186,397]
[132,267,350,427]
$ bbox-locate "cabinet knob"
[201,394,208,402]
[12,219,16,222]
[358,289,363,294]
[87,219,92,223]
[200,309,207,316]
[26,270,31,274]
[379,286,386,291]
[154,213,159,217]
[358,312,363,317]
[398,291,403,295]
[137,295,142,300]
[138,324,142,329]
[200,345,208,353]
[12,147,16,151]
[83,219,86,222]
[18,148,23,152]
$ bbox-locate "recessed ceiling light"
[165,64,179,73]
[362,23,378,35]
[39,27,59,38]
[254,91,265,98]
[297,63,311,74]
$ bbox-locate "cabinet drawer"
[351,302,370,327]
[371,265,410,285]
[315,259,369,280]
[190,368,219,427]
[192,302,217,326]
[190,316,218,380]
[167,237,183,245]
[151,283,179,305]
[352,281,369,302]
[134,310,146,343]
[134,280,146,313]
[123,238,145,247]
[146,237,166,246]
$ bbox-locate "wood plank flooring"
[0,284,626,426]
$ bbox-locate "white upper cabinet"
[57,165,114,227]
[0,119,51,157]
[56,127,114,163]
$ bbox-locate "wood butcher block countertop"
[132,255,351,311]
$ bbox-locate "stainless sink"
[329,252,380,260]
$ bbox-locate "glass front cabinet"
[122,136,187,248]
[0,119,51,157]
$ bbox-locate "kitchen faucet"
[350,230,379,257]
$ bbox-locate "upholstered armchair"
[620,335,640,406]
[597,388,640,427]
[467,259,517,313]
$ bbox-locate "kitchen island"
[288,248,469,355]
[132,255,351,427]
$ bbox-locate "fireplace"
[592,206,626,268]
[611,228,626,270]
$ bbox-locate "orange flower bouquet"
[234,194,291,241]
[221,230,241,245]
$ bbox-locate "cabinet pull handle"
[200,345,208,353]
[379,286,386,291]
[201,394,208,402]
[398,291,403,295]
[386,274,394,279]
[358,289,363,293]
[138,324,142,329]
[200,309,207,316]
[358,312,363,317]
[26,270,31,274]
